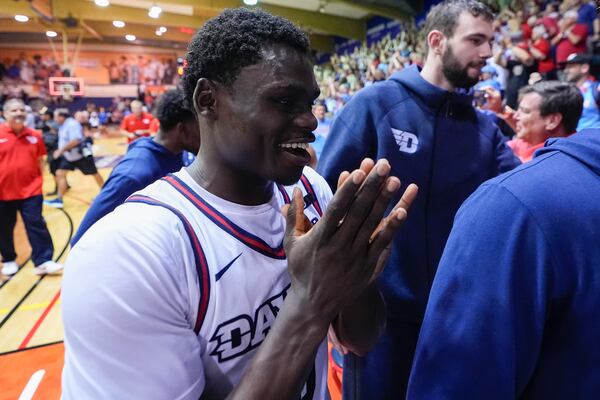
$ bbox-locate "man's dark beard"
[441,44,480,89]
[565,70,583,83]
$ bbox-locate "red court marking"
[0,342,63,400]
[19,289,61,350]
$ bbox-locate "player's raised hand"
[283,159,414,322]
[337,159,419,284]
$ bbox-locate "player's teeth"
[279,143,307,149]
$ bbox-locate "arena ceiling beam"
[0,0,361,45]
[84,21,194,42]
[0,18,47,33]
[330,0,414,21]
[51,1,207,30]
[144,0,367,40]
[256,3,365,40]
[0,0,35,17]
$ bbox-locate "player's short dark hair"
[423,0,494,48]
[155,89,196,131]
[519,81,583,133]
[182,8,310,106]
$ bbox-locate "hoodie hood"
[389,65,474,112]
[537,129,600,176]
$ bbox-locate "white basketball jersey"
[126,167,332,399]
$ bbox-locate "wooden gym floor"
[0,134,126,399]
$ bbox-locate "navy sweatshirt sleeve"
[317,98,377,191]
[407,182,551,399]
[492,126,521,174]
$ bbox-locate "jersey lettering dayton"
[209,285,289,362]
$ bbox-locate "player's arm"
[228,159,414,399]
[62,209,205,399]
[491,123,521,174]
[330,285,385,356]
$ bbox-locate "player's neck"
[9,123,25,135]
[421,59,455,92]
[186,158,274,206]
[153,130,180,154]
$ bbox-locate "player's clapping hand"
[282,158,417,323]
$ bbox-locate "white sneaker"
[1,261,19,276]
[34,261,64,275]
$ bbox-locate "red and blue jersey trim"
[162,174,286,260]
[299,174,323,217]
[277,184,291,204]
[125,194,210,335]
[278,176,323,219]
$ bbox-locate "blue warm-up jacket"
[71,137,184,246]
[409,129,600,399]
[317,65,521,397]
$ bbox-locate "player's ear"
[193,78,218,120]
[427,30,445,56]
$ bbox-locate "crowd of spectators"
[104,55,180,85]
[314,0,600,122]
[0,53,64,86]
[0,53,180,86]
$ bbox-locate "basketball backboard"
[48,77,85,97]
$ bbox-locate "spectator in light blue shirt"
[44,109,104,209]
[563,53,600,130]
[311,102,331,162]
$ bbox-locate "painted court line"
[19,289,61,350]
[18,369,45,400]
[0,299,62,316]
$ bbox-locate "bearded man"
[317,0,521,397]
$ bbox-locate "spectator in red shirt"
[120,100,156,143]
[552,10,588,64]
[509,81,582,162]
[0,99,63,276]
[529,25,556,79]
[148,116,160,134]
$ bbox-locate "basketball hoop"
[49,77,85,102]
[60,83,75,101]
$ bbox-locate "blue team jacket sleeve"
[71,176,143,246]
[407,183,553,399]
[317,101,376,191]
[492,126,521,174]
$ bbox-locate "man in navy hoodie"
[318,0,521,397]
[408,129,600,398]
[71,89,200,246]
